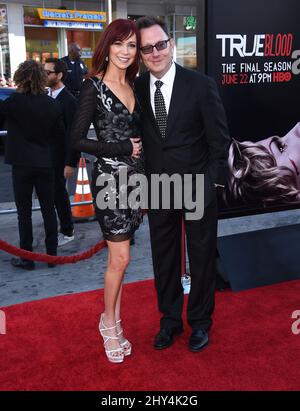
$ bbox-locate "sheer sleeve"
[71,79,133,157]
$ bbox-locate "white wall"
[7,3,26,76]
[114,0,127,19]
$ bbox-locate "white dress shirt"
[48,85,65,99]
[150,61,176,116]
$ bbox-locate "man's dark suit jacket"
[55,87,79,168]
[1,92,65,168]
[135,64,230,207]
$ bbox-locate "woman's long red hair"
[89,19,140,85]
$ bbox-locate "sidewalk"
[1,201,300,307]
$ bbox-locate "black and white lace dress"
[72,77,144,241]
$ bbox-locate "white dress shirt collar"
[149,61,176,115]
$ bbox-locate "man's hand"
[130,137,142,159]
[64,166,76,179]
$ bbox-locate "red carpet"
[1,279,300,391]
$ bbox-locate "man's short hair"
[136,16,169,37]
[45,57,67,83]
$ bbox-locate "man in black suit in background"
[45,58,79,246]
[135,17,230,352]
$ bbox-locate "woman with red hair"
[72,19,143,363]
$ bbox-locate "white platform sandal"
[116,319,132,356]
[99,314,124,363]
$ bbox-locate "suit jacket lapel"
[137,72,164,139]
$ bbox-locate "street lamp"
[107,0,112,24]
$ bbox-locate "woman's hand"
[130,137,142,159]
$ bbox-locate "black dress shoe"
[188,329,209,352]
[154,327,183,350]
[11,257,35,271]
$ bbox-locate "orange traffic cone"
[72,157,95,220]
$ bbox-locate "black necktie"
[154,80,167,139]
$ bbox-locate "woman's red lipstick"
[289,158,300,176]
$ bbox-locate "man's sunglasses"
[140,39,171,55]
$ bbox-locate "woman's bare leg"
[101,239,130,352]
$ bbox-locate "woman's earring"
[105,56,108,62]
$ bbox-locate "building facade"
[1,0,199,79]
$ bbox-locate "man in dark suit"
[45,58,79,246]
[61,43,88,99]
[135,17,230,352]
